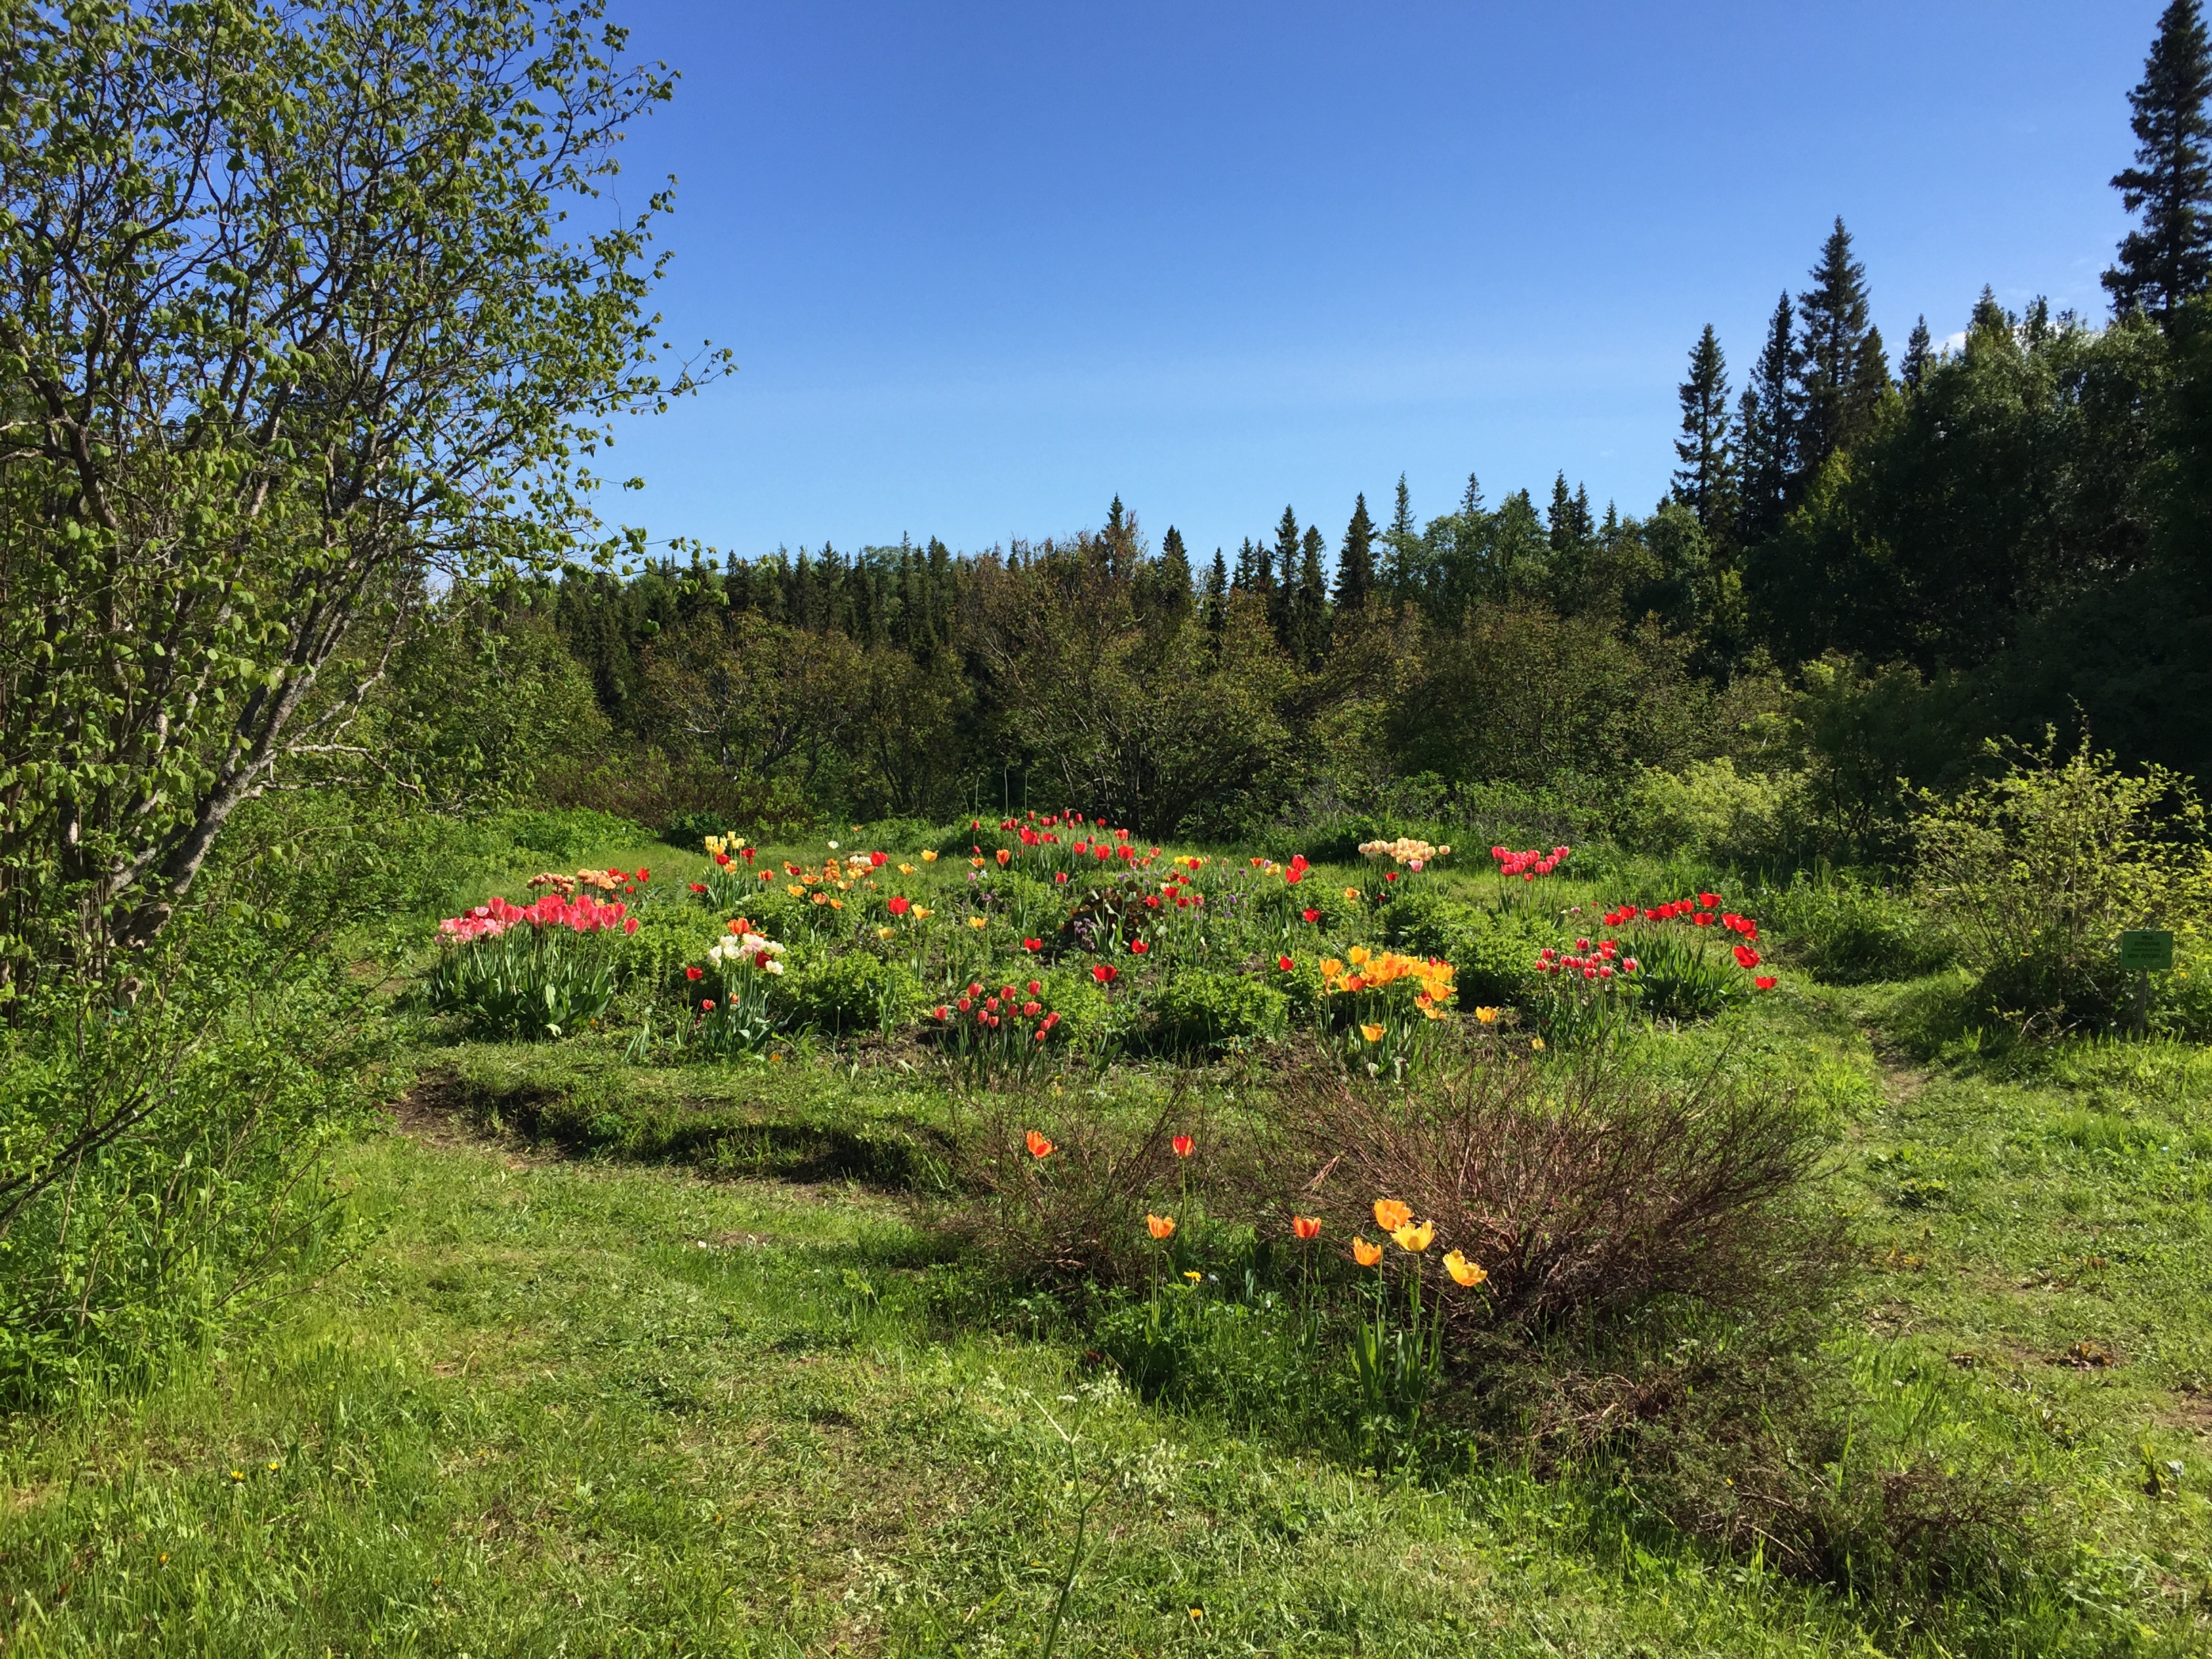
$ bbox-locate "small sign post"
[2118,930,2175,1037]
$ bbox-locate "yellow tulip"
[1348,946,1370,966]
[1372,1198,1412,1231]
[1359,1022,1385,1043]
[1475,1006,1499,1024]
[912,906,931,920]
[921,850,939,863]
[1352,1237,1383,1267]
[1443,1249,1487,1288]
[1343,886,1360,900]
[1391,1220,1435,1253]
[968,916,988,930]
[877,926,895,940]
[1319,958,1344,979]
[899,863,916,875]
[786,884,805,898]
[1531,1036,1545,1052]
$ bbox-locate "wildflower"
[921,850,939,863]
[1754,975,1777,990]
[685,966,703,982]
[968,916,989,931]
[1443,1249,1488,1288]
[1292,1214,1321,1240]
[1474,1006,1498,1024]
[1172,1134,1194,1158]
[1183,1270,1202,1284]
[1353,1237,1384,1267]
[888,895,911,916]
[1026,1130,1055,1159]
[1092,964,1118,985]
[1147,1214,1176,1240]
[1359,1022,1385,1043]
[1531,1036,1545,1051]
[1391,1219,1434,1252]
[1373,1198,1412,1231]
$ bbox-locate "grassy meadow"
[3,824,2209,1658]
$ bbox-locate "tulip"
[1475,1006,1498,1024]
[968,916,989,931]
[1092,964,1118,985]
[1147,1214,1176,1240]
[1391,1220,1434,1253]
[1027,980,1042,995]
[1023,937,1043,951]
[1444,1250,1487,1288]
[1301,907,1319,924]
[1754,975,1777,990]
[685,966,703,982]
[1130,939,1149,955]
[1373,1198,1412,1231]
[699,999,716,1012]
[1359,1022,1385,1043]
[1352,1237,1383,1267]
[1277,956,1294,972]
[1172,1134,1194,1158]
[996,848,1012,866]
[1026,1130,1054,1159]
[1733,944,1761,968]
[1291,1215,1321,1240]
[921,850,939,863]
[689,882,708,895]
[888,895,911,916]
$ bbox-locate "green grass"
[7,827,2212,1654]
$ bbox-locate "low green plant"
[771,949,921,1038]
[1138,966,1286,1055]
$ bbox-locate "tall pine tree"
[1900,314,1934,390]
[1671,323,1738,541]
[1334,493,1376,611]
[1735,291,1797,545]
[1204,550,1229,644]
[2106,0,2212,317]
[1793,218,1889,482]
[1293,526,1330,665]
[1269,506,1301,647]
[1156,525,1193,620]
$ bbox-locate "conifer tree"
[1232,536,1267,595]
[1900,314,1934,389]
[1546,474,1593,552]
[1294,525,1330,665]
[1379,474,1421,600]
[2106,0,2212,318]
[1334,493,1376,611]
[1734,291,1798,546]
[1671,323,1738,541]
[1157,525,1193,619]
[1269,506,1301,647]
[1204,550,1229,642]
[1970,284,2012,340]
[1793,218,1889,480]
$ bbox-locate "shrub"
[771,949,922,1037]
[929,1097,1192,1293]
[1912,734,2211,1033]
[492,805,646,861]
[1756,869,1952,984]
[1139,967,1286,1055]
[1381,892,1543,1008]
[1616,757,1811,869]
[1231,1048,1836,1336]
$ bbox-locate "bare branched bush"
[1231,1047,1837,1336]
[927,1092,1200,1294]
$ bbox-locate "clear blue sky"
[600,0,2161,566]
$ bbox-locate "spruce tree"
[1269,506,1301,647]
[1334,493,1376,611]
[1294,525,1330,665]
[1734,292,1797,545]
[1204,550,1229,643]
[1793,218,1889,481]
[1900,314,1934,389]
[1157,525,1193,619]
[2106,0,2212,317]
[1232,536,1267,594]
[1546,474,1593,552]
[1671,323,1738,540]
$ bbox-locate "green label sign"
[2119,930,2175,972]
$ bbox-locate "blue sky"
[599,1,2161,565]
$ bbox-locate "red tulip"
[1130,939,1149,955]
[870,851,886,867]
[1026,1130,1054,1159]
[685,966,703,981]
[1277,955,1294,972]
[699,998,716,1011]
[1291,1215,1321,1240]
[1300,907,1319,924]
[888,895,911,916]
[1754,975,1777,990]
[689,882,708,894]
[1172,1134,1195,1158]
[1733,945,1761,968]
[1023,937,1043,951]
[1092,964,1118,985]
[1028,980,1042,994]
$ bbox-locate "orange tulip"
[1352,1237,1383,1267]
[1291,1215,1321,1240]
[1373,1198,1412,1231]
[1443,1249,1487,1288]
[1025,1130,1054,1159]
[1391,1219,1435,1253]
[1359,1022,1385,1043]
[1147,1214,1176,1240]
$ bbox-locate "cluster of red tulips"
[1601,891,1774,989]
[1492,845,1569,880]
[1536,937,1639,981]
[437,886,643,943]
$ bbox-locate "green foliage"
[1138,967,1287,1055]
[1617,758,1812,870]
[426,928,626,1042]
[1757,869,1954,984]
[1912,734,2211,1031]
[1382,892,1543,1007]
[771,949,923,1038]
